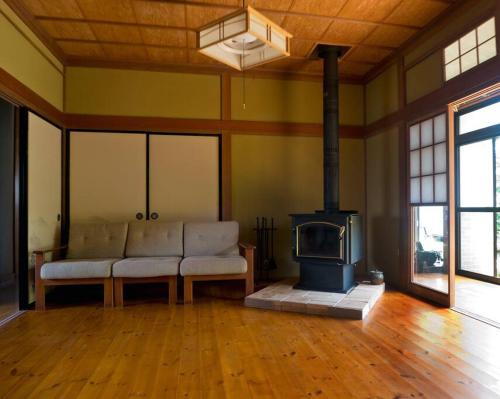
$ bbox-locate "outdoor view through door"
[457,99,500,283]
[409,113,449,294]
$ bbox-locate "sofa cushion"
[125,221,183,257]
[67,222,128,259]
[180,256,247,276]
[40,259,119,279]
[113,257,181,278]
[184,221,239,257]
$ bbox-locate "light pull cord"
[242,38,246,110]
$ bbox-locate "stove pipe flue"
[319,46,342,213]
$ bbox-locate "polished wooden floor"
[455,276,500,326]
[1,290,500,398]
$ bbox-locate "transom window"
[444,17,497,81]
[409,114,448,204]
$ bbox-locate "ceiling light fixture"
[197,6,292,71]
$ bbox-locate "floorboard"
[0,291,499,398]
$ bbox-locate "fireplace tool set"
[254,217,277,281]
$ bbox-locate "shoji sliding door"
[28,112,62,302]
[149,135,219,222]
[70,132,147,222]
[69,132,220,224]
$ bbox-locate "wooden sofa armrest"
[33,245,67,256]
[34,246,67,276]
[238,242,256,251]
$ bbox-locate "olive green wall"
[65,67,221,119]
[232,135,365,277]
[62,66,367,278]
[365,127,400,285]
[65,69,365,125]
[231,77,365,125]
[0,0,63,110]
[365,64,399,124]
[406,51,443,104]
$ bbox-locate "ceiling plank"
[6,0,458,79]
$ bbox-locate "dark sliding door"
[0,97,17,321]
[456,98,500,284]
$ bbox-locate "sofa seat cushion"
[40,259,119,280]
[180,256,247,276]
[112,257,181,278]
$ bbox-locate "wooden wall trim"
[0,68,63,125]
[64,113,365,138]
[221,132,232,221]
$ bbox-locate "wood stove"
[290,45,363,293]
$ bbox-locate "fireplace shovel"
[267,218,277,271]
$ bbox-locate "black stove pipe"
[319,46,341,213]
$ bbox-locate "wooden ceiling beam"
[33,10,423,31]
[63,56,364,83]
[54,36,393,54]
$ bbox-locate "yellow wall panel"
[365,126,400,285]
[231,77,364,125]
[365,64,399,124]
[0,1,63,110]
[65,67,221,119]
[232,134,365,277]
[406,51,443,104]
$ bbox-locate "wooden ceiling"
[6,0,459,80]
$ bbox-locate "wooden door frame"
[453,94,500,286]
[405,108,455,307]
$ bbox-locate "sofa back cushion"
[125,221,183,257]
[67,222,128,259]
[184,221,239,257]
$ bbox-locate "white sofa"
[34,220,255,309]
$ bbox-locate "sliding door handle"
[136,212,144,220]
[151,212,159,220]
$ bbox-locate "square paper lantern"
[197,6,292,71]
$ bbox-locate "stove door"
[296,221,345,261]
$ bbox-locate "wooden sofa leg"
[184,277,193,305]
[104,278,114,308]
[114,278,124,307]
[245,275,254,297]
[168,277,177,305]
[35,282,46,311]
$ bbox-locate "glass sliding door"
[457,98,500,283]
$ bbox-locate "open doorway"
[454,97,500,326]
[0,96,18,324]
